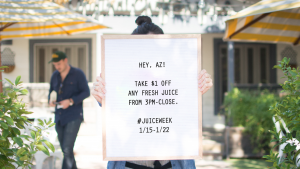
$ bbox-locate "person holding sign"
[92,16,213,169]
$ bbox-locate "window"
[78,47,87,76]
[260,48,267,83]
[247,48,253,83]
[38,48,45,82]
[234,48,240,83]
[281,47,297,69]
[218,44,271,112]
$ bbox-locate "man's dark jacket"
[48,66,90,126]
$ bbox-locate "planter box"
[225,127,265,158]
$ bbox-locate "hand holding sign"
[198,69,213,94]
[92,73,106,104]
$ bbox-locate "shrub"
[0,76,55,169]
[223,87,280,154]
[264,57,300,169]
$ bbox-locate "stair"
[202,127,225,160]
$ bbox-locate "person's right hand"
[92,73,106,104]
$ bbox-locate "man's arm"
[71,70,90,105]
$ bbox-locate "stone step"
[202,127,225,160]
[202,140,224,153]
[203,127,225,143]
[202,140,224,160]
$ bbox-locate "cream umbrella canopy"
[223,0,300,45]
[0,0,108,92]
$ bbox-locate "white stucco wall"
[202,33,225,127]
[276,44,300,84]
[2,39,29,83]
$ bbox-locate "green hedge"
[223,88,280,154]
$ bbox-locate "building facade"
[2,0,300,128]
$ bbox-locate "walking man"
[48,51,90,169]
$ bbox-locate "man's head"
[49,51,69,73]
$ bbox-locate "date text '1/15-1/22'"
[139,127,169,133]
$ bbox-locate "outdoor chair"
[272,116,300,166]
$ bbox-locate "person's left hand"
[198,69,213,94]
[59,99,70,109]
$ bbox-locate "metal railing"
[17,83,95,109]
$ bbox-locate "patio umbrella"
[223,0,300,45]
[0,0,108,92]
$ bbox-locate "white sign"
[102,34,202,161]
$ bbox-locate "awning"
[0,0,108,40]
[223,0,300,45]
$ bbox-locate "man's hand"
[59,99,71,109]
[198,69,213,94]
[49,100,56,107]
[92,73,106,104]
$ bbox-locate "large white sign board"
[101,34,202,161]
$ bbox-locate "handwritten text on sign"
[103,36,201,160]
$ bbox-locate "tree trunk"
[0,40,3,93]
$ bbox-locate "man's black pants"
[56,118,82,169]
